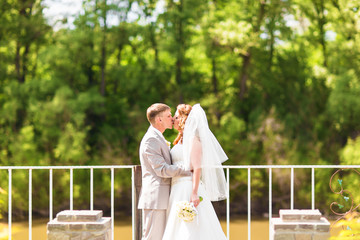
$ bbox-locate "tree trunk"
[150,23,159,64]
[15,41,22,82]
[314,0,327,67]
[211,57,218,95]
[100,35,106,97]
[14,0,35,83]
[239,53,251,100]
[113,43,123,94]
[175,0,184,103]
[175,58,183,103]
[100,0,107,97]
[268,22,275,70]
[238,0,266,100]
[211,56,221,121]
[20,43,30,83]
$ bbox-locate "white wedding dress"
[162,143,227,240]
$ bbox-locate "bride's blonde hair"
[173,104,192,145]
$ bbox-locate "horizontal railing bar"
[0,165,134,170]
[1,165,360,170]
[222,165,360,169]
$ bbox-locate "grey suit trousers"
[142,209,166,240]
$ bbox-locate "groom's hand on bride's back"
[179,166,192,176]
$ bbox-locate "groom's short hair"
[147,103,171,125]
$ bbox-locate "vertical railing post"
[132,167,135,240]
[29,169,32,240]
[226,168,230,240]
[111,168,114,240]
[90,168,94,211]
[269,168,272,236]
[49,169,53,221]
[312,168,315,210]
[291,168,294,210]
[8,168,12,240]
[248,168,251,240]
[70,168,73,210]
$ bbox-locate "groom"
[138,103,190,240]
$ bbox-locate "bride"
[162,103,228,240]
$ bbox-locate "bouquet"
[175,197,203,222]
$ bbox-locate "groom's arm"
[144,138,190,178]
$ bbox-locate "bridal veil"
[182,104,228,201]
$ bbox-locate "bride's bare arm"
[190,136,202,207]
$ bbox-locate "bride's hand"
[190,193,200,207]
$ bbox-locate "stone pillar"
[47,210,111,240]
[270,209,330,240]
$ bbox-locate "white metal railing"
[1,165,133,240]
[1,164,360,240]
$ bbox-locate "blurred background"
[0,0,359,225]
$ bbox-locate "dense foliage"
[0,0,359,219]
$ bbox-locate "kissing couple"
[138,103,228,240]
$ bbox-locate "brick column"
[270,209,330,240]
[47,210,111,240]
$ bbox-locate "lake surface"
[0,218,340,239]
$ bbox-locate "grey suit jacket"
[138,126,188,210]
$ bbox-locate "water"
[0,218,339,239]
